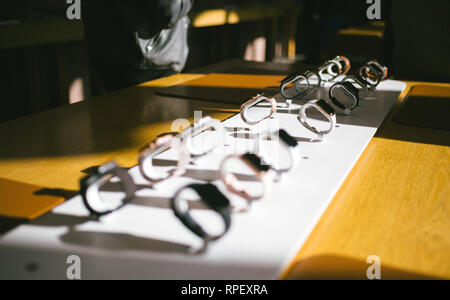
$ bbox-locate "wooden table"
[283,83,450,280]
[0,73,448,280]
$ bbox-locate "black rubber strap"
[278,129,298,147]
[329,81,361,111]
[242,153,271,172]
[344,74,369,88]
[316,99,336,116]
[171,184,231,241]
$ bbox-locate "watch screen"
[243,153,270,172]
[194,184,230,209]
[342,81,359,96]
[279,130,298,147]
[316,99,336,116]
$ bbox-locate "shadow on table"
[29,212,192,255]
[34,188,78,200]
[60,229,191,254]
[0,216,26,236]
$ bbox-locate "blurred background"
[0,0,449,123]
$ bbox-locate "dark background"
[0,0,449,123]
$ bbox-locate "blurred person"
[83,0,194,94]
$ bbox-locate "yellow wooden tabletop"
[283,83,450,280]
[0,73,448,279]
[0,74,235,191]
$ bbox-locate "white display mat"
[0,80,406,280]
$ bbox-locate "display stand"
[0,80,406,280]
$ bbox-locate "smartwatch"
[329,81,361,113]
[219,153,276,208]
[178,116,226,157]
[304,70,322,94]
[138,134,187,184]
[333,56,351,76]
[240,94,278,125]
[171,183,231,242]
[319,59,343,82]
[298,99,337,136]
[80,161,136,217]
[366,60,388,81]
[359,60,388,90]
[343,74,369,100]
[360,65,381,90]
[257,129,300,175]
[280,72,310,99]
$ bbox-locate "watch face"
[243,153,270,172]
[341,81,359,96]
[278,129,298,147]
[193,184,230,209]
[316,99,336,116]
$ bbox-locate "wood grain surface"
[0,74,238,192]
[283,83,450,280]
